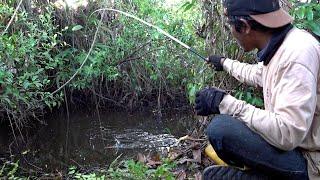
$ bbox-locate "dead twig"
[177,135,206,143]
[91,91,126,108]
[116,47,163,66]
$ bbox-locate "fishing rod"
[92,8,207,62]
[51,7,208,95]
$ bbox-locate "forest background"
[0,0,319,179]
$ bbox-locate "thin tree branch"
[2,0,23,36]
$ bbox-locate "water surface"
[30,109,195,170]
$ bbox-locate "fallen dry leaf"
[178,157,198,164]
[150,152,161,162]
[168,149,181,160]
[194,171,202,180]
[146,159,162,168]
[192,149,201,163]
[176,170,187,180]
[137,153,146,164]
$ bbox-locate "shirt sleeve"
[219,62,317,151]
[223,58,263,87]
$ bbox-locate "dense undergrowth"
[2,0,318,130]
[1,158,177,179]
[0,0,210,130]
[0,0,319,179]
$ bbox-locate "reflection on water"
[94,129,178,149]
[29,109,195,170]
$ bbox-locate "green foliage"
[0,158,174,179]
[0,0,206,125]
[0,3,63,124]
[58,0,206,103]
[180,0,197,12]
[291,0,320,36]
[68,166,106,179]
[0,0,203,124]
[72,25,83,32]
[107,159,176,180]
[1,0,316,126]
[149,159,176,179]
[187,82,202,104]
[0,160,27,179]
[66,159,176,180]
[234,87,264,108]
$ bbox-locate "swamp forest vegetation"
[0,0,319,179]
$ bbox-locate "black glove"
[195,87,226,116]
[207,55,224,71]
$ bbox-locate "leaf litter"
[132,116,216,179]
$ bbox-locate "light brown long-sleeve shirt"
[218,27,320,179]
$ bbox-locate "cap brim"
[250,9,293,28]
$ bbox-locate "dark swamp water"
[1,109,196,171]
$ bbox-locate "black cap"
[224,0,280,16]
[223,0,293,28]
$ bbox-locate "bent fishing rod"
[93,8,207,61]
[51,8,207,95]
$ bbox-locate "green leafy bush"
[67,159,176,180]
[0,3,63,125]
[291,0,320,36]
[107,159,176,180]
[0,0,207,125]
[2,0,318,128]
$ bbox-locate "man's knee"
[207,115,238,138]
[206,115,241,152]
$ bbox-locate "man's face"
[229,23,255,52]
[224,9,256,52]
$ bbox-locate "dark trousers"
[206,115,308,180]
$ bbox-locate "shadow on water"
[26,109,195,171]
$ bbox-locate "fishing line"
[51,8,105,95]
[92,8,207,61]
[1,0,23,36]
[51,7,207,96]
